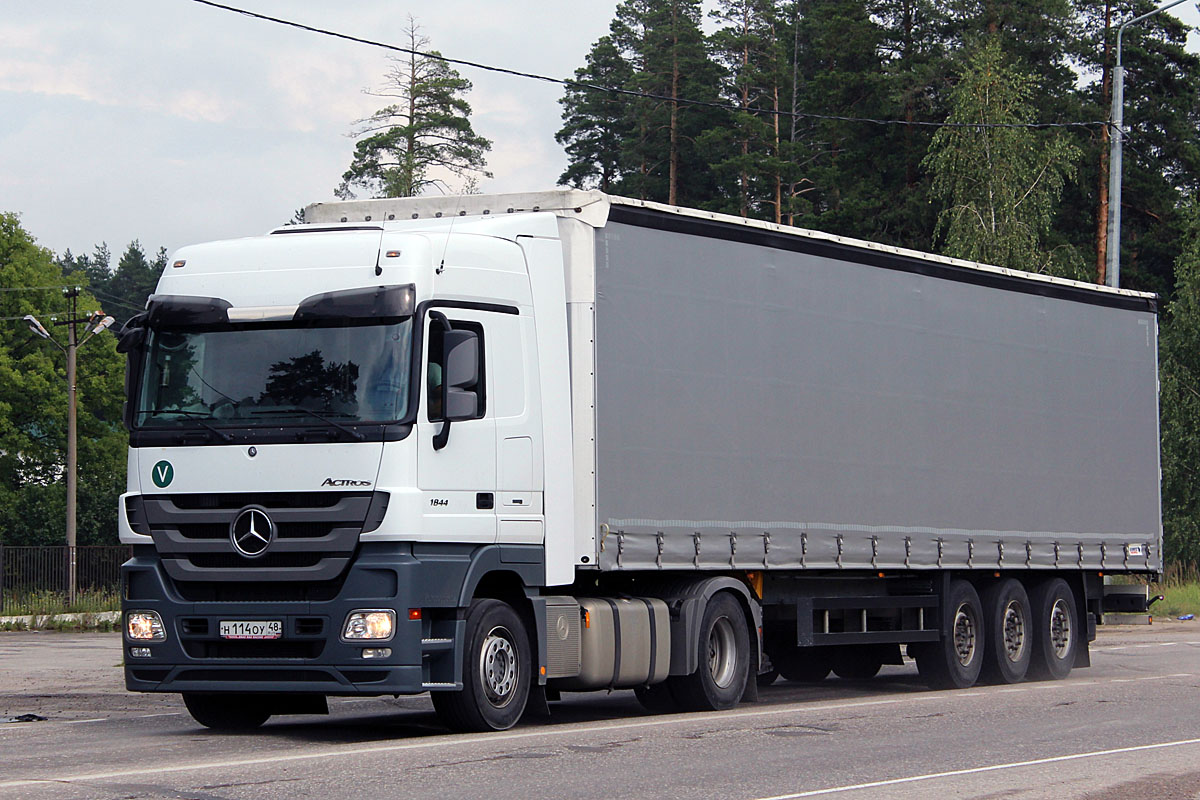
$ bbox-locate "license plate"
[219,620,282,640]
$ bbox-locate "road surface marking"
[752,736,1200,799]
[62,719,106,725]
[0,671,1192,788]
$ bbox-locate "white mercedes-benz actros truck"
[118,190,1162,732]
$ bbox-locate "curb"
[0,610,119,627]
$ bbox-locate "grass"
[0,588,120,617]
[1154,563,1200,618]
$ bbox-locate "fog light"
[342,610,395,641]
[126,611,165,641]
[362,647,392,659]
[129,647,153,658]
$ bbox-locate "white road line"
[0,671,1191,789]
[751,736,1200,799]
[61,719,106,725]
[137,712,182,718]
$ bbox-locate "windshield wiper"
[252,408,365,441]
[137,409,234,443]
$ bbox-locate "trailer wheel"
[432,599,531,732]
[669,592,750,711]
[916,579,984,690]
[831,648,883,680]
[980,579,1032,684]
[183,693,271,731]
[1027,578,1078,681]
[773,649,832,683]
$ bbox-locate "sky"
[3,1,1200,261]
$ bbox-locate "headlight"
[126,611,166,641]
[342,610,395,641]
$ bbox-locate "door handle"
[476,493,494,510]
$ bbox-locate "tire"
[1027,578,1078,681]
[980,579,1032,684]
[756,667,780,687]
[183,693,271,731]
[432,599,531,732]
[635,682,680,714]
[668,592,750,711]
[916,579,985,690]
[773,649,832,683]
[831,648,883,681]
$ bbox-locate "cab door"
[416,308,497,543]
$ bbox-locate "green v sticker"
[152,460,174,488]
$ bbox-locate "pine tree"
[338,19,491,199]
[556,36,634,191]
[610,0,724,206]
[703,0,794,221]
[1067,0,1200,294]
[924,40,1081,274]
[1159,203,1200,567]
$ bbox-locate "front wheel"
[183,693,271,731]
[432,599,531,732]
[669,592,750,711]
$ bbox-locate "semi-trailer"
[118,190,1162,731]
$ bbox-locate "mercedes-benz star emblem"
[230,507,275,558]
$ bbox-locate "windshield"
[134,319,413,428]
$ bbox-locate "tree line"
[558,0,1199,295]
[0,218,166,547]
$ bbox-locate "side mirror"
[116,314,147,355]
[432,327,480,451]
[443,329,479,421]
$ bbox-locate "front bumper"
[121,542,464,696]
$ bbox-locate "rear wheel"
[916,579,984,690]
[980,579,1031,684]
[634,682,680,714]
[1027,578,1078,681]
[432,599,531,732]
[773,649,832,683]
[183,693,271,731]
[669,592,750,711]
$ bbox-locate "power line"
[187,0,1109,132]
[88,289,147,314]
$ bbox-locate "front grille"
[182,640,325,660]
[180,618,209,635]
[138,491,381,583]
[295,617,324,635]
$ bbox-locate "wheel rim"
[479,625,519,708]
[708,616,738,689]
[1049,599,1073,660]
[1002,600,1027,663]
[952,604,977,667]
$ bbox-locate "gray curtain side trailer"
[129,190,1159,732]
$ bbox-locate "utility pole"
[1105,0,1189,289]
[22,290,113,603]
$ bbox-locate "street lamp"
[1105,0,1190,289]
[19,290,114,603]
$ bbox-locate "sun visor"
[293,284,415,322]
[146,295,232,328]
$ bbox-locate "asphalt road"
[2,623,1199,800]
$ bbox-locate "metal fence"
[0,545,131,613]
